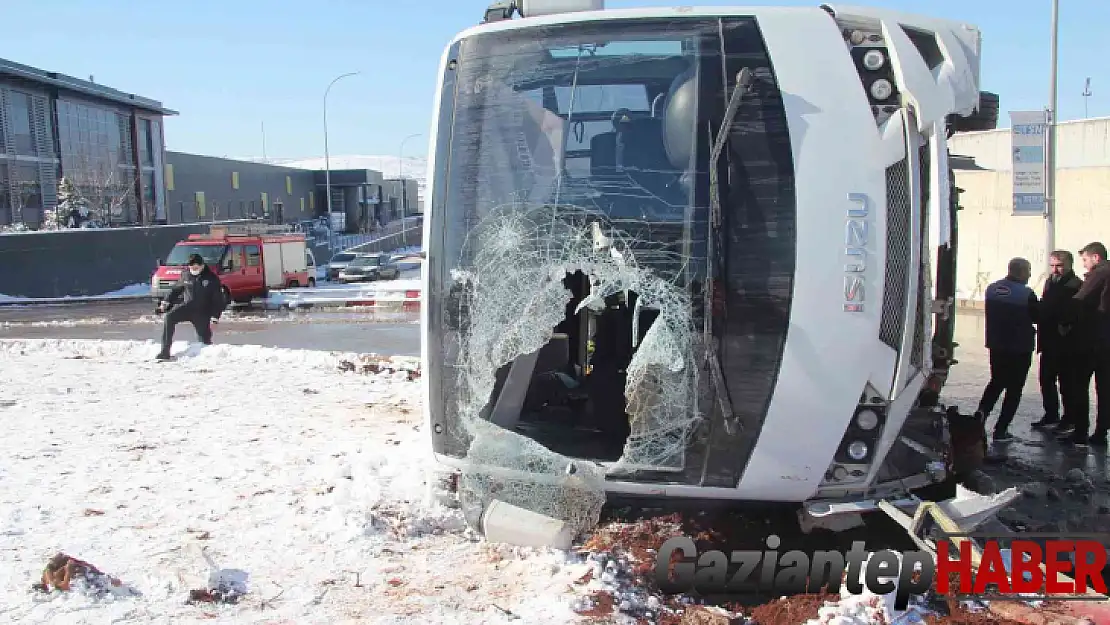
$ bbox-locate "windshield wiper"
[704,66,754,436]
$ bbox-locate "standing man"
[1064,242,1110,447]
[1030,251,1083,431]
[975,258,1039,442]
[156,253,227,361]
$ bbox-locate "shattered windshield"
[427,17,796,534]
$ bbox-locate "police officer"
[975,258,1039,442]
[155,253,226,360]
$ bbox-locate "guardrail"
[260,280,422,312]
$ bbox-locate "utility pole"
[324,72,360,231]
[1045,0,1059,272]
[1083,78,1092,119]
[398,133,422,245]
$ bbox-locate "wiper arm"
[709,67,754,228]
[705,67,754,436]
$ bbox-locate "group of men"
[978,242,1110,447]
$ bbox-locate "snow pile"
[0,338,593,624]
[0,283,150,304]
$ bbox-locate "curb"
[0,293,152,307]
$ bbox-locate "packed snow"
[0,283,151,305]
[0,338,585,624]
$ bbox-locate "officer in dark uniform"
[975,257,1039,442]
[155,253,227,360]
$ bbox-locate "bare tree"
[65,155,137,226]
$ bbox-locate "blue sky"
[5,0,1106,159]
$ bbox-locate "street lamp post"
[324,72,360,232]
[1045,0,1059,272]
[398,132,422,245]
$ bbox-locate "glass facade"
[56,98,138,224]
[0,78,166,228]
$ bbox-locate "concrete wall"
[0,221,247,299]
[949,117,1110,300]
[165,152,318,225]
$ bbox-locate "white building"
[949,116,1110,301]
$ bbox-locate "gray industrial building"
[163,154,397,234]
[381,177,422,220]
[0,57,175,228]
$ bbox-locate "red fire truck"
[151,224,317,304]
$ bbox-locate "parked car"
[325,252,359,281]
[337,253,400,283]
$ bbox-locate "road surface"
[0,299,420,356]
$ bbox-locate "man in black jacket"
[156,253,227,360]
[975,257,1039,442]
[1064,241,1110,447]
[1031,251,1084,431]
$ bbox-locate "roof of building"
[0,57,178,116]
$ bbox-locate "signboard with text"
[1010,110,1048,215]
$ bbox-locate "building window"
[11,163,42,223]
[138,118,154,167]
[286,176,292,195]
[195,191,206,218]
[0,163,9,225]
[141,171,155,212]
[231,171,239,189]
[245,245,261,267]
[165,164,175,191]
[7,91,36,156]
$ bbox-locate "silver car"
[325,252,359,281]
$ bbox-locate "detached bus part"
[420,0,1001,535]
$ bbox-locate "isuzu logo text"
[844,192,870,312]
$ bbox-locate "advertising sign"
[1010,110,1048,215]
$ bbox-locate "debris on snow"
[33,553,136,598]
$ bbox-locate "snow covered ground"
[0,338,588,624]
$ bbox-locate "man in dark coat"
[1030,251,1084,431]
[156,253,227,360]
[975,257,1038,442]
[1062,241,1110,447]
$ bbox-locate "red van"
[151,225,316,304]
